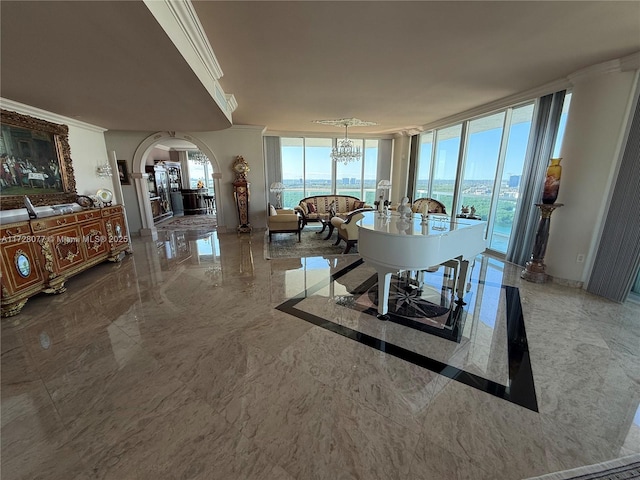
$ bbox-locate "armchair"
[331,210,366,254]
[411,198,447,214]
[268,204,303,242]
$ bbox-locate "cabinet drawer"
[31,214,77,232]
[101,205,123,217]
[76,210,101,222]
[0,222,30,239]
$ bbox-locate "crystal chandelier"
[313,118,378,165]
[190,150,209,165]
[96,163,112,178]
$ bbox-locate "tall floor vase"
[542,158,562,204]
[521,203,563,283]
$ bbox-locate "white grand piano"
[357,211,486,318]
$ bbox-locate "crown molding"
[621,51,640,71]
[0,97,108,133]
[264,130,395,140]
[568,59,623,84]
[226,94,238,114]
[145,0,223,80]
[568,51,640,83]
[143,0,236,121]
[228,125,268,134]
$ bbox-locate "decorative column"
[132,171,157,239]
[521,203,563,283]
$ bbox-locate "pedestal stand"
[233,180,252,233]
[521,203,563,283]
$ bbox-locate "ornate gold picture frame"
[0,109,77,210]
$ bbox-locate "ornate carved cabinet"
[0,221,47,316]
[0,205,131,317]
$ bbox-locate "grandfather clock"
[232,155,252,233]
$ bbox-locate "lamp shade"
[270,182,285,193]
[377,180,391,190]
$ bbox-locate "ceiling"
[2,1,639,135]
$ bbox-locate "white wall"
[104,131,156,234]
[194,126,266,229]
[1,98,118,201]
[546,69,638,283]
[104,125,266,235]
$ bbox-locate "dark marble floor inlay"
[347,272,468,343]
[276,259,539,412]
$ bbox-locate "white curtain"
[264,136,282,206]
[587,91,640,302]
[506,91,566,266]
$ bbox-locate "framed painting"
[117,159,130,185]
[0,109,77,210]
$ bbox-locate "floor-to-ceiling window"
[335,139,379,204]
[458,112,505,223]
[431,124,462,214]
[187,151,215,195]
[362,140,379,204]
[335,139,363,199]
[281,138,304,208]
[304,138,333,197]
[415,132,434,199]
[552,92,572,158]
[281,137,379,207]
[490,104,535,251]
[414,92,571,255]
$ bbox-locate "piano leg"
[455,258,469,305]
[373,267,396,320]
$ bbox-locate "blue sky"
[280,100,570,183]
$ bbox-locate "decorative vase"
[542,158,562,204]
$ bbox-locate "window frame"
[413,95,567,256]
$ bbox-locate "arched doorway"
[131,131,224,236]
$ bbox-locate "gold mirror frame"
[1,109,77,210]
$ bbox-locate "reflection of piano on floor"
[357,211,486,318]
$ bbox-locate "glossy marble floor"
[2,228,639,480]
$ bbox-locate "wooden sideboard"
[0,205,131,317]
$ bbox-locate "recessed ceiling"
[2,1,639,135]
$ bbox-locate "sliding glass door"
[490,104,535,251]
[458,112,505,223]
[431,124,462,214]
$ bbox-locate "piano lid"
[357,210,482,237]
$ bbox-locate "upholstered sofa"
[295,195,370,232]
